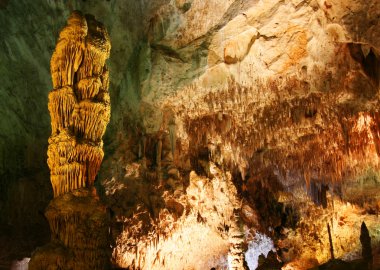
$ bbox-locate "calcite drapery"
[47,11,110,197]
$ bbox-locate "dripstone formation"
[29,11,111,270]
[48,11,111,197]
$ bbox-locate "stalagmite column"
[29,11,111,270]
[48,11,111,197]
[228,210,249,270]
[156,133,163,185]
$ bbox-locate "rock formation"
[99,0,380,269]
[48,10,110,197]
[361,221,373,269]
[1,0,380,269]
[29,11,111,270]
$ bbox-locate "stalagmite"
[168,120,176,157]
[29,11,111,270]
[360,222,373,269]
[156,133,163,185]
[327,222,335,260]
[228,210,249,270]
[46,11,111,197]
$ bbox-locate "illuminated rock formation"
[2,1,380,269]
[29,11,111,270]
[47,11,110,197]
[98,1,380,269]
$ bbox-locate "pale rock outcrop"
[105,0,380,269]
[223,28,259,65]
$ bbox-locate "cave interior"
[1,0,380,269]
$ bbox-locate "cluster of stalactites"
[48,11,111,197]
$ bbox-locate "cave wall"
[99,0,380,268]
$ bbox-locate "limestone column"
[228,210,249,270]
[29,11,111,270]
